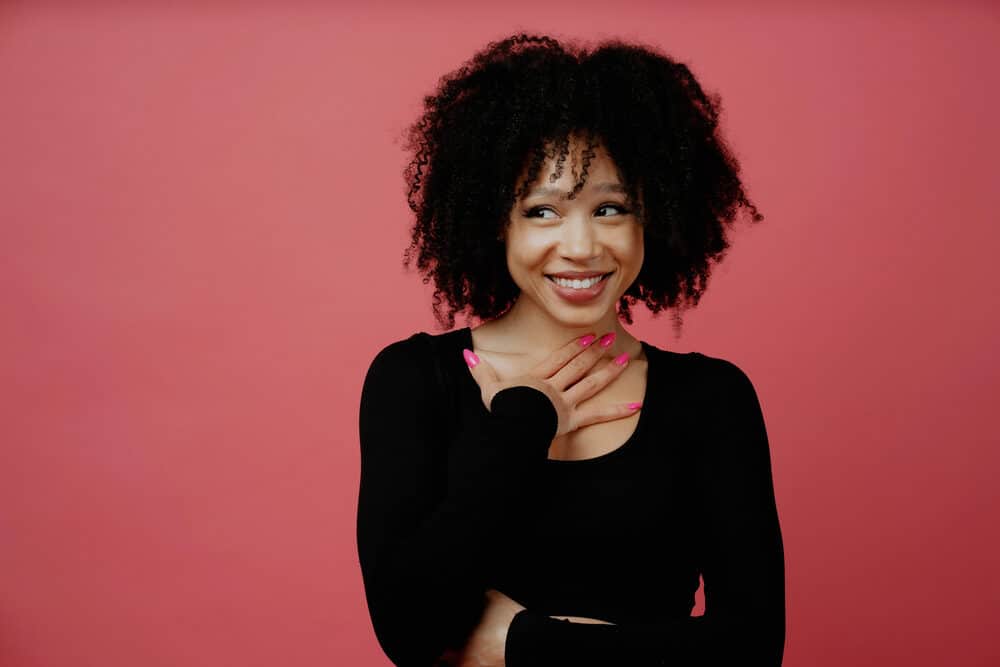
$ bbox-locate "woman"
[357,33,785,666]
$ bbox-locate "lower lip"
[545,272,613,304]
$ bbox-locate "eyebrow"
[524,182,627,199]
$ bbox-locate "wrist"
[504,608,572,667]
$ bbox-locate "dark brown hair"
[401,33,763,335]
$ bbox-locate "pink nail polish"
[627,401,643,411]
[463,348,479,368]
[599,332,616,348]
[578,334,597,347]
[613,352,629,366]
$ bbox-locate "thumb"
[462,348,500,404]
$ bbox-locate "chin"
[547,299,620,325]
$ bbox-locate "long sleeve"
[356,334,559,666]
[504,355,786,666]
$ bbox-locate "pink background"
[2,2,998,666]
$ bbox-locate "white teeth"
[549,274,607,289]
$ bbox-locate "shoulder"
[683,352,768,447]
[363,328,468,389]
[689,351,755,390]
[359,329,469,427]
[366,328,466,369]
[361,331,438,395]
[366,330,430,368]
[643,343,754,393]
[666,349,763,418]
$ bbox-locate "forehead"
[524,181,627,199]
[517,138,625,198]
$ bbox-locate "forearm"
[359,337,561,666]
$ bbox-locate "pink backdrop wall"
[2,2,997,665]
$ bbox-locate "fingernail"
[463,348,479,368]
[578,333,597,347]
[613,352,629,366]
[599,332,616,348]
[627,401,643,411]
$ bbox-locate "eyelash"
[523,204,630,219]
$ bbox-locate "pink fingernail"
[463,348,479,368]
[613,352,629,366]
[599,332,616,348]
[578,334,597,347]
[627,402,643,410]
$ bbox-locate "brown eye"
[596,204,629,217]
[524,206,557,219]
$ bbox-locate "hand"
[547,615,615,624]
[462,331,641,438]
[441,589,526,667]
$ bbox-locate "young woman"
[357,33,785,666]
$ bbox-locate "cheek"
[506,234,552,273]
[627,227,645,265]
[632,242,644,270]
[610,232,643,266]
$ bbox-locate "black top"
[356,326,785,666]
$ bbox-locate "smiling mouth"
[544,271,614,287]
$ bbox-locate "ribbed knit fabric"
[357,327,785,666]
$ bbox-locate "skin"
[444,135,647,666]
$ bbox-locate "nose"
[559,215,600,261]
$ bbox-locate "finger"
[573,398,642,430]
[563,352,630,406]
[462,348,499,384]
[462,348,501,402]
[548,615,615,625]
[548,332,615,391]
[527,331,598,378]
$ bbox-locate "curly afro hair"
[400,32,763,335]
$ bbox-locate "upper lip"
[545,270,613,279]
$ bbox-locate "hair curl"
[400,32,763,335]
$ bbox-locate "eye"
[524,206,557,219]
[523,204,630,219]
[596,203,629,217]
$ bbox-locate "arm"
[503,356,786,666]
[357,334,558,666]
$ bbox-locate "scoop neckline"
[460,326,653,466]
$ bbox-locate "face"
[503,136,644,327]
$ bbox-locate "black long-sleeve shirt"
[356,326,785,666]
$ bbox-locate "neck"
[484,292,634,358]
